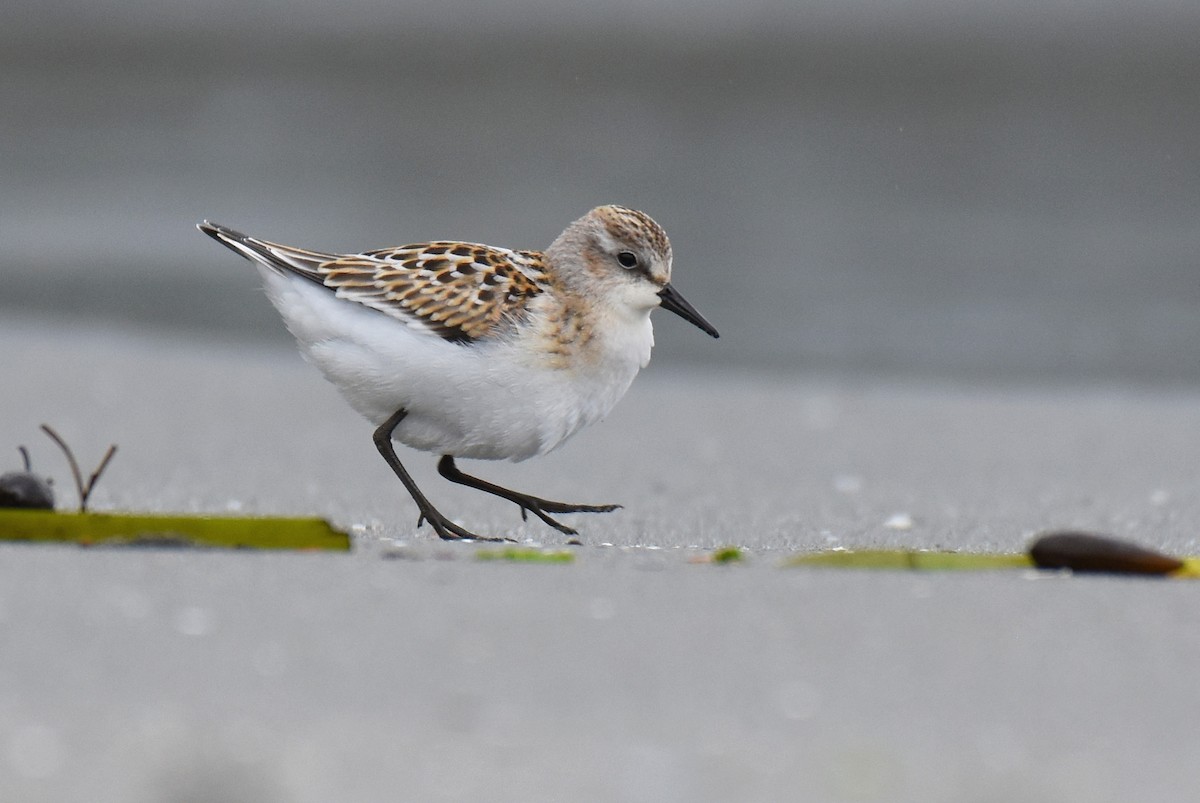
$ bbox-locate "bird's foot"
[510,496,623,535]
[415,511,515,543]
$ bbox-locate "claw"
[435,455,621,538]
[533,508,578,535]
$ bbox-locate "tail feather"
[197,221,329,286]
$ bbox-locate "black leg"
[373,409,510,542]
[437,455,621,536]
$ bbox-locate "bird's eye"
[617,251,639,269]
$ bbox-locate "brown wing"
[200,222,546,343]
[326,242,547,342]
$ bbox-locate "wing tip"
[198,220,331,289]
[197,220,245,245]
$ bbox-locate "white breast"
[260,267,655,461]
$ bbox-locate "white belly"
[261,268,649,460]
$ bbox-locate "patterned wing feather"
[200,223,548,343]
[323,242,547,342]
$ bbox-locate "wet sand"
[2,318,1199,801]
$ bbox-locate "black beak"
[657,284,719,338]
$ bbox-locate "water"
[4,2,1200,382]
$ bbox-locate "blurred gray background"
[3,0,1199,382]
[6,7,1200,801]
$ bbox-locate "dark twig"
[83,445,118,511]
[40,424,118,513]
[40,425,84,507]
[18,446,31,473]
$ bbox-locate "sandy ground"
[3,317,1200,802]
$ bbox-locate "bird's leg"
[373,410,510,542]
[437,455,621,536]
